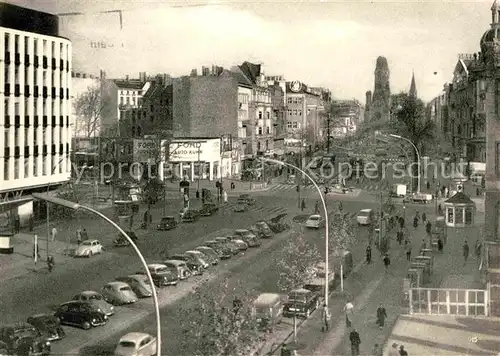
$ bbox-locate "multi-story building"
[0,3,72,228]
[427,84,452,157]
[327,99,363,139]
[269,82,286,155]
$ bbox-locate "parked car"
[267,213,289,233]
[357,209,374,225]
[255,221,273,238]
[169,255,204,275]
[116,275,154,298]
[114,332,157,356]
[102,281,138,305]
[283,288,320,319]
[209,239,239,255]
[238,194,256,205]
[162,260,192,279]
[199,203,219,216]
[156,216,177,231]
[200,241,232,260]
[305,214,324,229]
[232,229,261,247]
[113,230,138,247]
[140,264,179,287]
[74,239,103,257]
[194,246,220,265]
[72,291,114,316]
[54,301,107,330]
[185,250,211,269]
[181,210,200,223]
[0,323,51,356]
[27,313,65,342]
[233,202,248,212]
[216,236,248,251]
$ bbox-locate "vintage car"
[283,288,320,319]
[101,281,138,305]
[169,254,204,275]
[181,210,200,223]
[237,194,256,205]
[27,313,66,342]
[201,241,232,260]
[113,230,138,247]
[254,221,273,238]
[74,239,103,257]
[0,323,51,356]
[207,239,239,255]
[267,213,289,233]
[233,202,248,212]
[232,229,261,247]
[139,264,179,287]
[116,275,154,298]
[156,216,177,231]
[162,260,193,279]
[193,246,220,265]
[184,250,211,269]
[305,214,325,229]
[54,301,107,330]
[114,332,157,356]
[215,236,248,251]
[72,291,114,316]
[199,203,219,216]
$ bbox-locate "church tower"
[409,72,417,98]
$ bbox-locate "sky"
[6,0,494,102]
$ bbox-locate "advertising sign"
[134,139,159,163]
[169,139,220,162]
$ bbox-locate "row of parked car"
[3,214,289,356]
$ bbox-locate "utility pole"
[327,114,331,153]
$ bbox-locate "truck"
[303,251,353,294]
[391,184,408,198]
[405,193,433,204]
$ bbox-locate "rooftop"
[113,79,146,90]
[445,192,474,205]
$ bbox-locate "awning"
[0,197,33,214]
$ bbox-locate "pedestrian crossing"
[267,183,319,194]
[216,201,288,216]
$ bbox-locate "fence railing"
[409,288,488,316]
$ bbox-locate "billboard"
[133,139,160,163]
[169,139,220,163]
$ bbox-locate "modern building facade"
[0,3,72,223]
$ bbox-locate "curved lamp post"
[32,193,161,356]
[45,157,67,260]
[258,157,336,304]
[389,134,421,193]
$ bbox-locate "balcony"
[4,83,10,96]
[34,55,39,67]
[51,87,56,97]
[24,146,29,156]
[4,115,10,128]
[4,51,10,64]
[24,85,30,97]
[42,56,48,69]
[14,146,20,157]
[24,54,30,66]
[42,86,48,98]
[60,59,64,71]
[4,147,9,157]
[14,84,20,96]
[14,115,20,127]
[34,86,39,97]
[34,116,39,127]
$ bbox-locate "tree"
[74,85,103,138]
[328,212,356,258]
[390,92,436,191]
[177,281,262,356]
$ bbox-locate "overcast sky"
[6,0,493,102]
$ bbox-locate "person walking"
[28,214,34,232]
[422,212,427,224]
[372,343,382,356]
[320,303,330,332]
[406,243,412,261]
[399,345,408,356]
[143,210,149,229]
[383,253,391,272]
[366,245,372,264]
[223,190,228,203]
[314,201,320,214]
[463,240,470,265]
[475,240,482,258]
[376,303,387,329]
[76,228,82,246]
[51,226,57,242]
[301,198,306,211]
[389,343,400,356]
[437,237,444,253]
[397,230,403,245]
[339,201,343,212]
[81,228,88,240]
[349,328,361,356]
[420,238,428,252]
[231,182,235,191]
[426,221,432,238]
[344,300,354,327]
[413,216,418,229]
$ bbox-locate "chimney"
[125,75,130,82]
[365,91,372,108]
[139,72,147,82]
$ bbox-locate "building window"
[293,110,298,116]
[287,97,293,104]
[287,121,293,129]
[4,66,9,84]
[258,111,263,119]
[257,141,261,151]
[266,140,269,150]
[292,122,299,129]
[42,156,47,176]
[258,127,262,135]
[4,159,8,181]
[266,127,270,134]
[287,109,293,116]
[42,70,47,86]
[4,129,9,147]
[126,97,130,105]
[298,110,302,116]
[14,158,19,179]
[266,111,270,119]
[24,157,29,178]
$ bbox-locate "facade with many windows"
[1,4,72,195]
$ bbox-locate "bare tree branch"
[75,85,103,138]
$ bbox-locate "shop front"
[160,138,221,182]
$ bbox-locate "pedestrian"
[426,181,430,191]
[324,186,329,195]
[344,300,354,327]
[314,201,320,214]
[376,303,387,329]
[301,198,306,211]
[406,243,412,261]
[399,217,405,229]
[397,230,403,245]
[14,215,20,233]
[372,343,382,356]
[349,328,361,356]
[320,303,330,332]
[383,253,390,272]
[437,237,443,253]
[81,228,88,240]
[420,238,427,252]
[148,210,152,224]
[366,245,372,264]
[413,216,418,229]
[477,187,480,196]
[76,228,82,245]
[51,226,57,242]
[231,182,235,191]
[463,240,470,264]
[223,190,228,203]
[422,212,427,223]
[426,221,432,237]
[475,240,482,258]
[389,343,399,356]
[32,242,41,259]
[28,214,34,232]
[339,201,343,211]
[143,210,149,228]
[438,204,443,215]
[399,345,408,356]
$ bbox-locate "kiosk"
[444,192,476,228]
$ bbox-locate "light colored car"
[185,250,210,269]
[163,260,191,280]
[74,239,103,257]
[102,281,138,305]
[233,203,247,212]
[114,332,157,356]
[357,209,374,225]
[194,246,220,265]
[72,291,114,316]
[116,275,153,298]
[305,214,324,229]
[233,229,261,247]
[217,236,248,251]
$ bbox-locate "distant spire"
[409,71,417,98]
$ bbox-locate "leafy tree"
[74,85,103,138]
[177,281,262,356]
[328,213,356,258]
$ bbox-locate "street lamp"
[45,157,67,261]
[258,157,335,304]
[32,193,162,356]
[389,134,421,193]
